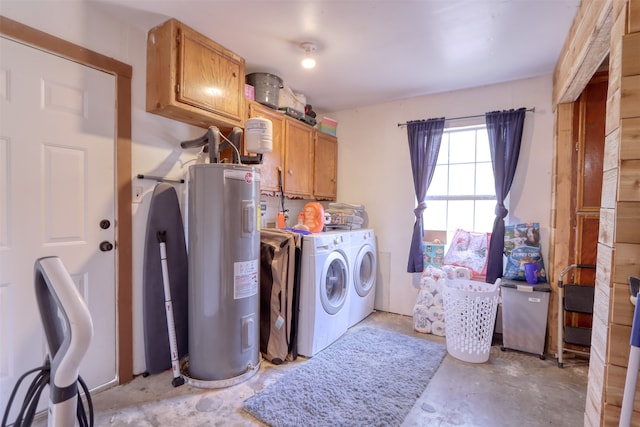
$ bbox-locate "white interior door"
[0,37,117,419]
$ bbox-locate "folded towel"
[328,202,365,212]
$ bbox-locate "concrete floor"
[35,311,588,426]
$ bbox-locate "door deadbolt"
[99,219,111,229]
[99,241,114,252]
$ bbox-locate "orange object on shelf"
[303,202,325,233]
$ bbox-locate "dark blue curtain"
[406,118,445,273]
[485,108,526,284]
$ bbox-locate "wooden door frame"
[0,16,134,383]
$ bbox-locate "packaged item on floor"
[442,229,490,280]
[503,222,547,283]
[423,242,445,268]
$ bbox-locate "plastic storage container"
[442,279,500,363]
[500,281,551,359]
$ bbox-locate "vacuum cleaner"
[2,256,94,427]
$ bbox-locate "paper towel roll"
[431,320,446,336]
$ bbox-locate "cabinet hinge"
[175,84,180,94]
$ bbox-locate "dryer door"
[320,251,349,315]
[354,243,376,297]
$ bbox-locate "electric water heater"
[187,163,260,381]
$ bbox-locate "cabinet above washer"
[146,19,246,130]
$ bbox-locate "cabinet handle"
[232,72,237,78]
[288,169,293,175]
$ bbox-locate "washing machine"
[348,229,377,328]
[298,231,351,357]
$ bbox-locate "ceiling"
[94,0,582,113]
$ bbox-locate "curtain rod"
[397,107,535,128]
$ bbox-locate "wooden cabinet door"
[314,131,338,200]
[146,19,245,130]
[284,118,314,198]
[248,101,284,193]
[178,24,244,123]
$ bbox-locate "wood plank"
[619,159,640,200]
[601,168,619,208]
[595,269,612,317]
[606,86,622,136]
[588,340,606,402]
[596,242,614,293]
[549,104,575,353]
[614,242,640,283]
[606,364,628,407]
[588,347,607,425]
[611,0,626,27]
[622,33,640,76]
[607,6,626,137]
[616,201,640,242]
[631,0,640,33]
[621,117,640,159]
[599,208,616,249]
[621,75,640,118]
[584,397,599,427]
[593,286,610,358]
[608,323,631,366]
[553,0,614,104]
[603,402,640,426]
[604,128,620,172]
[611,282,635,326]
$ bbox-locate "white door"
[0,37,117,418]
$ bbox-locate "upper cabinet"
[146,19,245,130]
[314,132,338,200]
[283,118,314,199]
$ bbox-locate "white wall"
[330,75,554,316]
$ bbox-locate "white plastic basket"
[442,279,500,363]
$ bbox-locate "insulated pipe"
[34,256,93,427]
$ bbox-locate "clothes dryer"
[348,229,377,327]
[298,232,351,357]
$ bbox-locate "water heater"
[187,163,260,382]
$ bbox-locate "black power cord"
[2,359,93,427]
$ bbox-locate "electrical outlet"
[133,186,143,203]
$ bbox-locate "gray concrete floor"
[38,311,588,426]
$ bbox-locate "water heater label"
[224,169,261,183]
[234,259,259,299]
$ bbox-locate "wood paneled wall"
[553,0,640,425]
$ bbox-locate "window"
[423,125,496,244]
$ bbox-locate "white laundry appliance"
[348,229,377,327]
[298,231,351,357]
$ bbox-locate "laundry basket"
[443,279,500,363]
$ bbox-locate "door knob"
[99,241,114,252]
[99,219,111,229]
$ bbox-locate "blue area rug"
[242,326,447,427]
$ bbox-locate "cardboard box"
[244,84,255,100]
[423,242,445,268]
[318,117,338,136]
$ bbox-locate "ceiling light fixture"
[300,42,317,69]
